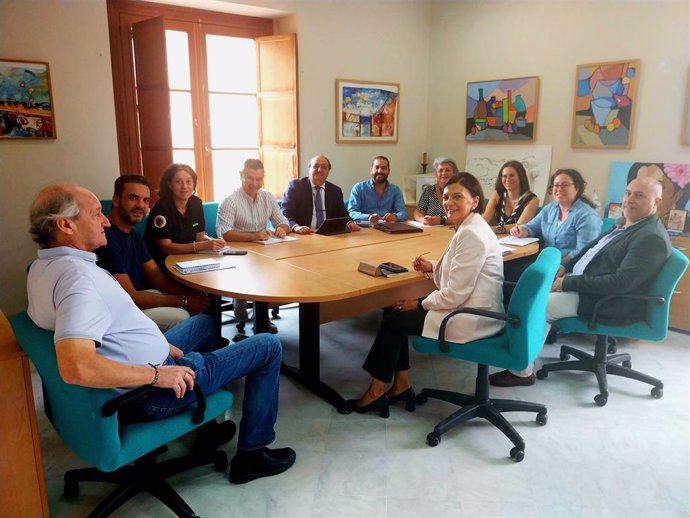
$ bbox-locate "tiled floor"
[33,309,690,517]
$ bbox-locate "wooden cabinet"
[0,312,49,517]
[669,235,690,332]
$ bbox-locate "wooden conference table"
[166,225,538,411]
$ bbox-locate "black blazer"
[281,177,349,228]
[562,215,672,323]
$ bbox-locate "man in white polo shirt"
[27,183,296,484]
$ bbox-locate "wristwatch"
[179,294,188,309]
[440,215,447,225]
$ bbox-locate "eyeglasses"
[552,183,574,190]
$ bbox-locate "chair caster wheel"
[536,369,547,380]
[536,413,547,425]
[271,307,280,318]
[214,452,229,472]
[416,393,428,405]
[510,447,524,462]
[545,329,558,344]
[426,432,440,447]
[607,337,618,354]
[559,351,570,361]
[622,360,632,368]
[594,394,608,407]
[64,480,79,498]
[651,386,663,399]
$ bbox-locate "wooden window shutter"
[131,17,173,202]
[256,34,299,199]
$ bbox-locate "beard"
[373,173,388,184]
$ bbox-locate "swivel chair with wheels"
[9,311,234,517]
[536,248,688,407]
[412,247,560,462]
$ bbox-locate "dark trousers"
[362,307,428,383]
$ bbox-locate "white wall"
[1,0,688,315]
[0,0,119,314]
[426,0,690,203]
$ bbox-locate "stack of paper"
[174,258,220,275]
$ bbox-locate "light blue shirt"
[348,179,408,222]
[521,199,601,261]
[27,247,169,369]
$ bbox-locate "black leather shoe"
[489,370,535,387]
[229,447,296,484]
[193,420,236,453]
[345,394,390,418]
[253,322,278,334]
[387,387,416,412]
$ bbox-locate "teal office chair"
[412,247,561,462]
[536,248,688,406]
[10,312,234,517]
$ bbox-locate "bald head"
[308,155,331,187]
[622,177,662,226]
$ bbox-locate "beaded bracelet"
[192,241,197,252]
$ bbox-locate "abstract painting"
[465,76,539,142]
[0,59,56,138]
[336,79,399,143]
[572,60,639,148]
[606,161,690,230]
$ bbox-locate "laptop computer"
[374,221,423,234]
[316,217,351,236]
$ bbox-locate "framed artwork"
[465,76,539,142]
[0,59,56,139]
[571,59,639,149]
[335,79,399,143]
[606,161,690,229]
[667,209,687,232]
[607,202,623,220]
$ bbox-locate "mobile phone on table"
[223,250,248,255]
[379,262,408,274]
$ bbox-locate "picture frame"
[465,76,539,142]
[0,59,56,139]
[571,59,639,149]
[667,209,687,232]
[607,202,623,220]
[335,79,399,143]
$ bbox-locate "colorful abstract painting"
[336,79,399,143]
[572,60,639,148]
[0,59,56,138]
[606,161,690,230]
[465,76,539,142]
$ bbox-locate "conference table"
[166,225,539,411]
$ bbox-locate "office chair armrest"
[437,308,519,353]
[102,384,208,424]
[102,385,153,417]
[588,293,665,329]
[503,280,517,287]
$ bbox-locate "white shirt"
[216,187,288,237]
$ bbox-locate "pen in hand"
[412,251,430,271]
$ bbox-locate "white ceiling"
[138,0,290,19]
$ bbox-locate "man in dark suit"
[490,176,672,386]
[282,155,360,234]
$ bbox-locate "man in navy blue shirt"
[348,156,408,223]
[96,175,209,331]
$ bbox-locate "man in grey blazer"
[491,176,672,386]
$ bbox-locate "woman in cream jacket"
[346,172,504,418]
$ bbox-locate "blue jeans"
[126,314,282,451]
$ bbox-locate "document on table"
[174,258,237,274]
[498,236,540,246]
[252,235,298,245]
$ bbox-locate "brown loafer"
[489,370,535,387]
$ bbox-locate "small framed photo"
[667,209,687,232]
[607,202,623,219]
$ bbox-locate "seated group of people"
[24,152,672,489]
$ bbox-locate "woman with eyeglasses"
[413,156,459,226]
[346,173,504,417]
[483,160,539,231]
[509,168,601,266]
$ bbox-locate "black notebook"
[374,221,423,234]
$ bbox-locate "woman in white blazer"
[346,173,504,418]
